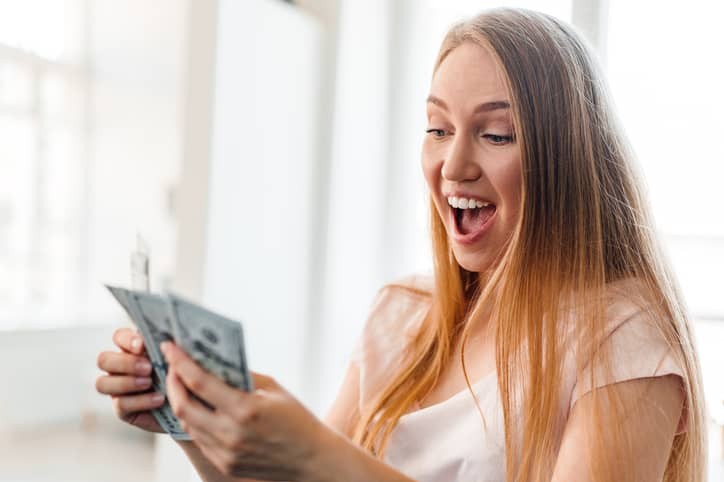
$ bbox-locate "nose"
[440,133,482,182]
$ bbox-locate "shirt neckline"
[401,369,498,421]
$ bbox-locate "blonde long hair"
[351,8,706,482]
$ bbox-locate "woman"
[95,8,706,482]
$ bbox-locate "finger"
[167,368,242,448]
[167,363,258,453]
[97,351,152,376]
[96,374,153,395]
[167,368,243,449]
[196,442,236,479]
[113,391,166,416]
[113,327,146,355]
[186,413,239,458]
[187,423,225,451]
[162,342,248,413]
[249,371,278,391]
[166,367,231,435]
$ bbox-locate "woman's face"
[422,41,522,273]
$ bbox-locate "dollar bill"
[105,285,253,438]
[166,293,253,393]
[130,234,150,292]
[123,235,190,437]
[105,285,190,440]
[125,292,175,389]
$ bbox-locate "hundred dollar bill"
[105,285,190,440]
[126,235,190,439]
[166,293,253,393]
[125,292,176,391]
[130,234,150,292]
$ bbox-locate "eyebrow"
[426,94,510,113]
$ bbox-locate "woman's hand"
[161,341,331,481]
[96,327,166,433]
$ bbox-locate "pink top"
[350,273,687,482]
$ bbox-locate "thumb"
[250,371,278,391]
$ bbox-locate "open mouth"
[453,204,496,236]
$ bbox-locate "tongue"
[459,205,495,235]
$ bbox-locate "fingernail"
[131,337,142,350]
[160,342,170,355]
[135,377,152,387]
[136,361,152,374]
[151,393,165,403]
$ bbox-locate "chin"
[450,246,494,274]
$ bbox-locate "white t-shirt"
[350,274,687,482]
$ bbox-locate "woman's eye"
[482,133,514,145]
[425,128,446,138]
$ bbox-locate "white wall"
[202,0,323,404]
[154,1,330,479]
[0,0,189,436]
[87,0,187,318]
[0,326,114,433]
[313,0,396,412]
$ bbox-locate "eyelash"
[424,129,515,145]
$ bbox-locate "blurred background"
[0,0,722,480]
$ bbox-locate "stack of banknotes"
[105,285,254,439]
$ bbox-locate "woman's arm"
[174,356,363,482]
[176,400,416,482]
[316,359,417,482]
[310,428,415,482]
[551,374,684,481]
[177,441,236,482]
[322,359,361,436]
[162,342,417,482]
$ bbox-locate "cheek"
[420,151,439,189]
[500,159,523,216]
[420,155,447,222]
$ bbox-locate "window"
[607,0,724,317]
[0,1,185,329]
[0,1,89,328]
[606,0,724,459]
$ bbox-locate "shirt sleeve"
[349,279,433,411]
[348,284,396,366]
[569,308,688,435]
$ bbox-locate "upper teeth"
[447,197,491,209]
